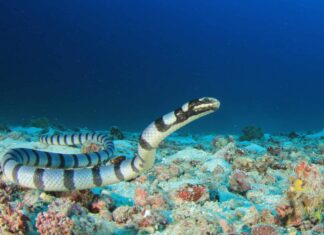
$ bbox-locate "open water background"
[0,1,323,134]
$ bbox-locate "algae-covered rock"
[110,126,124,140]
[27,117,52,129]
[240,126,264,141]
[0,123,10,133]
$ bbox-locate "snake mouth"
[189,97,220,114]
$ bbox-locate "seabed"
[0,123,323,234]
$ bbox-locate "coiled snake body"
[1,97,220,191]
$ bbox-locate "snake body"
[1,97,220,191]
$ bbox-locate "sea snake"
[1,97,220,191]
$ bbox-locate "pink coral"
[36,211,74,235]
[134,188,167,209]
[252,224,278,235]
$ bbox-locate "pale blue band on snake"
[1,97,220,191]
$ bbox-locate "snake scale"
[1,97,220,191]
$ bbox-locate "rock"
[240,126,264,141]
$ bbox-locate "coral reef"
[0,126,323,234]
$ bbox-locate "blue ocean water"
[0,1,323,134]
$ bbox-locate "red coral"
[177,184,207,202]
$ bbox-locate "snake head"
[171,97,220,123]
[185,97,220,115]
